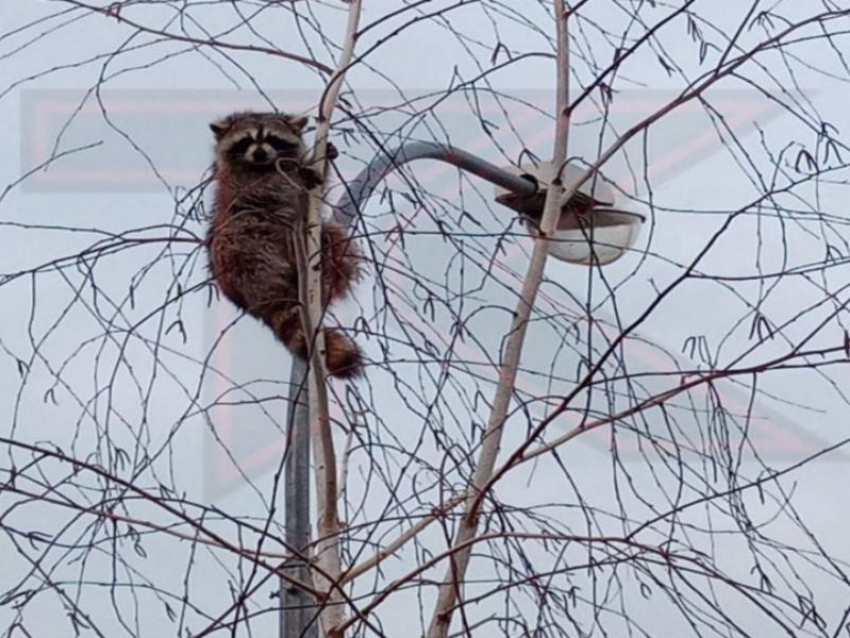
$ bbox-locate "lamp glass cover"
[546,208,643,265]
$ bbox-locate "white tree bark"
[425,2,573,636]
[302,1,363,636]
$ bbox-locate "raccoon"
[206,111,364,378]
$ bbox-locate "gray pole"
[281,357,317,638]
[279,141,537,637]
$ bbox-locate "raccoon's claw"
[326,142,339,162]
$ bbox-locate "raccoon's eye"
[265,135,299,151]
[229,138,254,155]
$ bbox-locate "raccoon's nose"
[251,147,269,163]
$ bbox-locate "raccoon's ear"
[209,117,232,139]
[287,114,309,131]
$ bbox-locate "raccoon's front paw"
[300,166,324,190]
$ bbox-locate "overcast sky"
[2,1,850,636]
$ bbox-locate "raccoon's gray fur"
[206,111,363,378]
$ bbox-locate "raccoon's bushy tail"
[270,308,363,378]
[321,328,364,378]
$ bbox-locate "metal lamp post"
[280,142,644,637]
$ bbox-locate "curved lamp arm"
[333,141,538,225]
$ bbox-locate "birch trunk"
[302,2,363,636]
[425,2,573,636]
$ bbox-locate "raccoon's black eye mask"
[228,138,254,155]
[227,135,298,157]
[265,135,299,151]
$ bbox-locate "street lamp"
[492,161,645,265]
[280,142,644,638]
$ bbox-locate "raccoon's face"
[211,112,308,172]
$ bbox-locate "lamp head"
[493,161,644,265]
